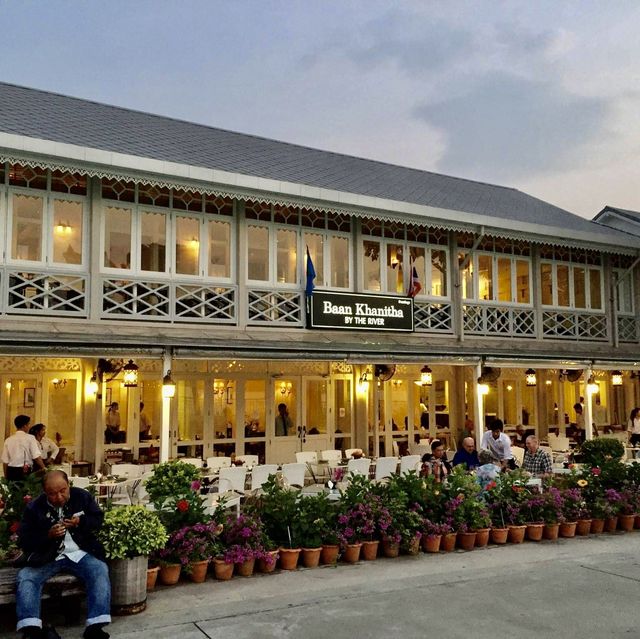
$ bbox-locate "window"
[615,268,634,314]
[11,193,43,262]
[52,200,83,265]
[247,225,270,281]
[540,261,604,310]
[276,229,297,284]
[208,219,231,279]
[463,252,531,305]
[104,206,132,269]
[175,216,200,276]
[140,211,167,273]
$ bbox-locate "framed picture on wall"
[24,387,35,408]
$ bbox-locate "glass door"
[2,375,40,447]
[268,377,299,464]
[302,377,330,453]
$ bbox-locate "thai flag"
[407,263,422,297]
[305,246,316,296]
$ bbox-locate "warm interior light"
[86,372,98,396]
[525,368,537,387]
[545,379,552,386]
[587,376,599,394]
[52,378,67,390]
[122,359,139,388]
[506,384,513,391]
[5,381,11,391]
[162,370,176,398]
[279,381,293,396]
[478,383,490,396]
[188,237,199,249]
[611,371,623,387]
[420,365,433,387]
[357,372,370,393]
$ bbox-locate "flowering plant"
[561,488,589,522]
[295,492,338,547]
[221,512,270,564]
[336,501,377,546]
[145,461,201,505]
[157,520,223,571]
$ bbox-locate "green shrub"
[579,438,625,467]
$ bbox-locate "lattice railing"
[463,304,536,338]
[542,310,608,341]
[414,301,453,333]
[618,315,638,343]
[6,270,87,316]
[247,288,303,325]
[175,284,235,323]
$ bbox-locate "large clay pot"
[575,519,592,536]
[590,519,605,534]
[422,534,441,553]
[560,521,577,538]
[618,514,636,532]
[236,558,255,577]
[490,528,509,545]
[474,528,490,548]
[301,547,322,568]
[543,523,560,540]
[634,514,640,529]
[457,531,476,551]
[382,540,400,558]
[279,547,301,570]
[158,562,181,586]
[361,540,379,561]
[188,560,209,583]
[526,523,544,542]
[110,555,148,615]
[604,517,618,533]
[212,558,234,581]
[440,532,457,552]
[258,550,279,573]
[321,544,339,565]
[405,535,421,556]
[146,566,159,591]
[508,525,526,544]
[342,543,362,563]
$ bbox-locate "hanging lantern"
[525,368,537,387]
[611,371,623,387]
[122,359,139,388]
[162,370,176,399]
[420,365,433,387]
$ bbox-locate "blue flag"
[305,246,316,296]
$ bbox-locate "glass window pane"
[522,384,536,426]
[276,229,297,284]
[431,249,447,297]
[516,260,530,304]
[12,194,43,261]
[140,380,162,442]
[213,379,236,440]
[497,257,512,302]
[306,380,327,434]
[386,243,404,293]
[304,232,324,287]
[617,271,633,313]
[331,236,349,288]
[247,225,269,281]
[140,211,166,272]
[46,379,77,452]
[502,379,517,425]
[175,216,200,276]
[409,246,425,295]
[104,384,127,444]
[557,265,570,306]
[245,380,266,438]
[275,381,297,436]
[104,206,131,269]
[573,267,586,308]
[334,379,352,437]
[478,255,493,300]
[177,379,204,441]
[459,252,473,299]
[540,263,553,305]
[363,240,381,291]
[52,200,83,265]
[208,219,231,278]
[589,269,602,309]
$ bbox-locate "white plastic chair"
[347,457,371,478]
[281,463,306,488]
[218,466,248,493]
[70,476,91,489]
[549,436,571,452]
[295,451,319,482]
[110,463,142,478]
[399,455,420,475]
[178,457,203,469]
[206,456,232,470]
[345,448,363,459]
[511,446,525,467]
[319,449,342,465]
[250,464,278,492]
[374,456,398,481]
[236,454,259,468]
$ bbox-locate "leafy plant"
[579,439,624,467]
[295,493,337,548]
[221,512,271,564]
[145,461,201,506]
[158,520,223,569]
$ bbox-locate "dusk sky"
[1,0,639,219]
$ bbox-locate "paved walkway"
[2,532,639,638]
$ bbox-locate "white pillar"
[584,366,594,441]
[160,350,173,463]
[474,362,484,446]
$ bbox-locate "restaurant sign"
[308,291,414,332]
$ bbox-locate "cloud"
[412,72,611,180]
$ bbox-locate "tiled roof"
[0,81,635,245]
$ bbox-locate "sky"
[1,0,639,219]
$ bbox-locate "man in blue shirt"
[452,437,480,470]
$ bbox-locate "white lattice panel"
[542,310,608,341]
[175,284,236,323]
[414,302,453,333]
[463,304,536,338]
[6,270,87,316]
[102,279,170,318]
[618,316,638,343]
[247,289,303,325]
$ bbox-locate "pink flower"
[23,495,32,503]
[191,480,201,491]
[591,467,601,476]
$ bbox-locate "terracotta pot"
[279,547,301,570]
[526,523,544,542]
[590,518,605,534]
[635,514,640,529]
[440,532,457,552]
[490,528,509,544]
[158,562,181,586]
[560,521,577,538]
[543,523,560,540]
[405,535,421,556]
[258,550,279,573]
[188,559,209,583]
[236,557,255,577]
[618,514,636,532]
[146,566,159,591]
[212,558,234,581]
[301,547,322,568]
[575,519,592,536]
[508,525,526,544]
[457,531,476,551]
[320,544,340,565]
[474,528,490,548]
[604,516,618,533]
[342,543,362,563]
[422,534,441,553]
[382,540,400,558]
[361,540,379,561]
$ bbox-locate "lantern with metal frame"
[525,368,537,387]
[162,370,176,399]
[122,359,139,388]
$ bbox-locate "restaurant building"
[0,82,638,472]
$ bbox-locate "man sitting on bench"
[15,470,111,639]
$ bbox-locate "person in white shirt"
[628,408,640,447]
[480,419,515,470]
[1,415,45,481]
[28,423,60,465]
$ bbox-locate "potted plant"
[221,512,267,576]
[295,493,333,567]
[559,488,589,537]
[421,519,444,553]
[617,488,638,531]
[541,487,564,540]
[603,488,623,532]
[98,505,168,612]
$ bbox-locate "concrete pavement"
[2,532,639,638]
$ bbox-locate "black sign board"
[308,291,414,332]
